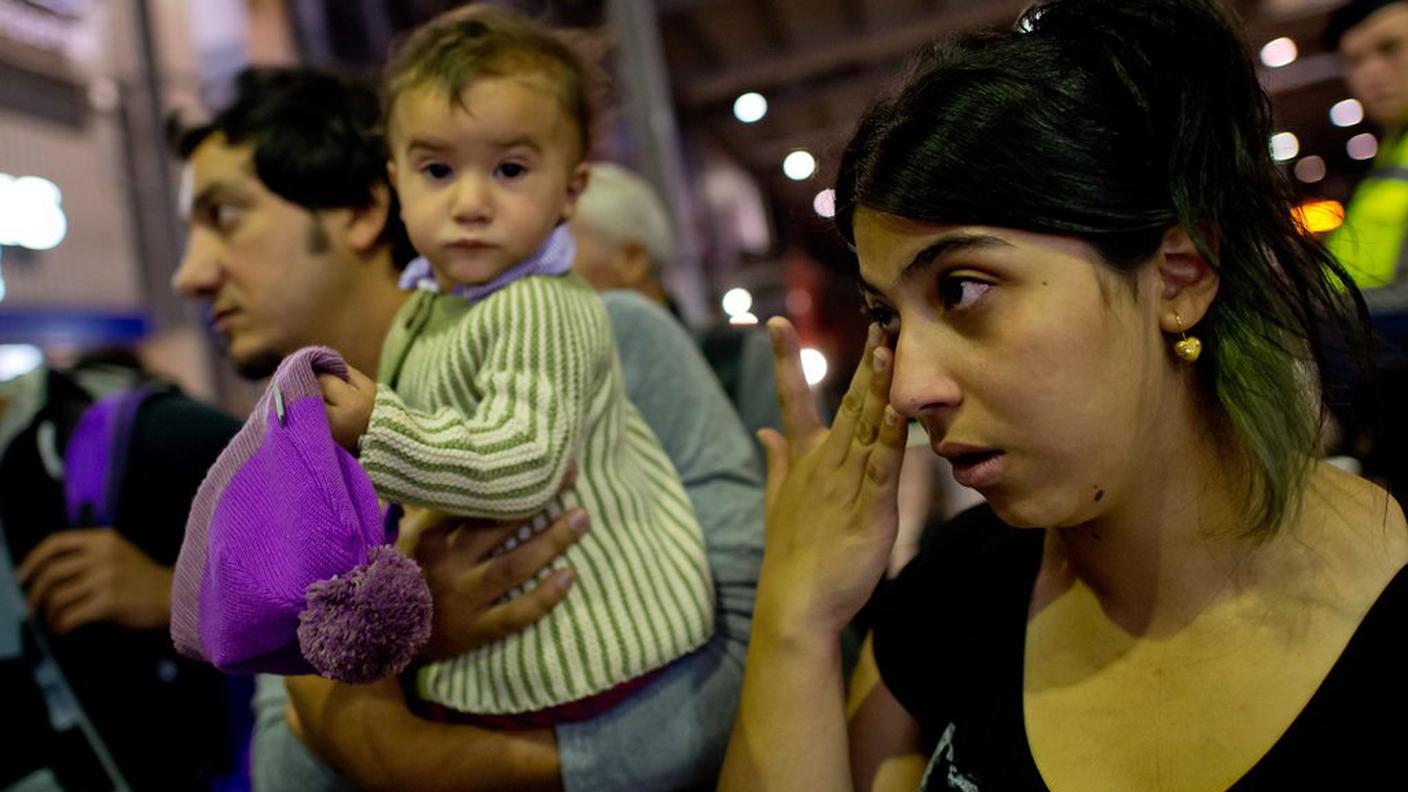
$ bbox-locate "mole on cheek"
[1094,488,1105,502]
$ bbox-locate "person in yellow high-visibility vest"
[1329,0,1408,317]
[1328,1,1408,501]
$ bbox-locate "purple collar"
[399,225,576,304]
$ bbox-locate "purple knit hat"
[171,347,431,683]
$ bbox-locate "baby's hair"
[382,3,599,158]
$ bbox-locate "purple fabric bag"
[171,347,431,683]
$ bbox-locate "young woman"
[720,1,1406,789]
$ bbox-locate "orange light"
[1292,200,1344,235]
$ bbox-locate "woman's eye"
[863,302,900,334]
[421,163,453,181]
[496,162,527,179]
[211,204,243,232]
[939,277,991,311]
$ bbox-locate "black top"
[872,504,1408,791]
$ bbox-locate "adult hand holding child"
[399,462,588,662]
[288,496,587,791]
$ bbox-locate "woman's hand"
[754,319,907,641]
[719,319,906,792]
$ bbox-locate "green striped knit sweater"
[360,273,714,714]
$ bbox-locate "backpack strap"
[62,385,161,527]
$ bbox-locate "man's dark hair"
[173,67,417,269]
[1326,0,1404,51]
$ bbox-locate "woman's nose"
[888,332,962,421]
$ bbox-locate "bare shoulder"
[1299,462,1408,574]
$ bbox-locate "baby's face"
[389,76,585,288]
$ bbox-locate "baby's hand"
[319,366,377,452]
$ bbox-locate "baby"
[318,5,714,720]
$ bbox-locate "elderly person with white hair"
[570,163,782,465]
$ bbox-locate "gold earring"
[1173,312,1202,363]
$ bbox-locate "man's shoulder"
[600,289,680,333]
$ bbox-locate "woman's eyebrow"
[858,232,1012,295]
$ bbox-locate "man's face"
[172,134,355,378]
[1341,4,1408,128]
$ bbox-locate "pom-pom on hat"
[171,346,431,682]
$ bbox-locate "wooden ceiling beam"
[756,0,791,50]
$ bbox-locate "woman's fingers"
[821,324,883,468]
[855,345,895,450]
[855,405,907,527]
[837,342,898,502]
[767,317,824,449]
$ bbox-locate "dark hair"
[173,67,417,269]
[835,0,1373,537]
[381,3,598,158]
[1326,0,1405,51]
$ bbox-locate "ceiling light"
[1270,132,1299,162]
[800,347,828,386]
[1259,37,1297,68]
[1294,155,1326,183]
[1330,98,1364,128]
[733,92,768,124]
[783,150,817,181]
[1347,133,1378,161]
[721,287,753,317]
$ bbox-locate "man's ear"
[619,241,653,289]
[1157,225,1219,334]
[346,183,393,254]
[559,162,591,222]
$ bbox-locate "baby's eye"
[496,162,527,179]
[939,277,991,311]
[420,163,453,181]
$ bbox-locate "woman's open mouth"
[947,450,1005,489]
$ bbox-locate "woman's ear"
[346,183,393,254]
[1157,225,1219,333]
